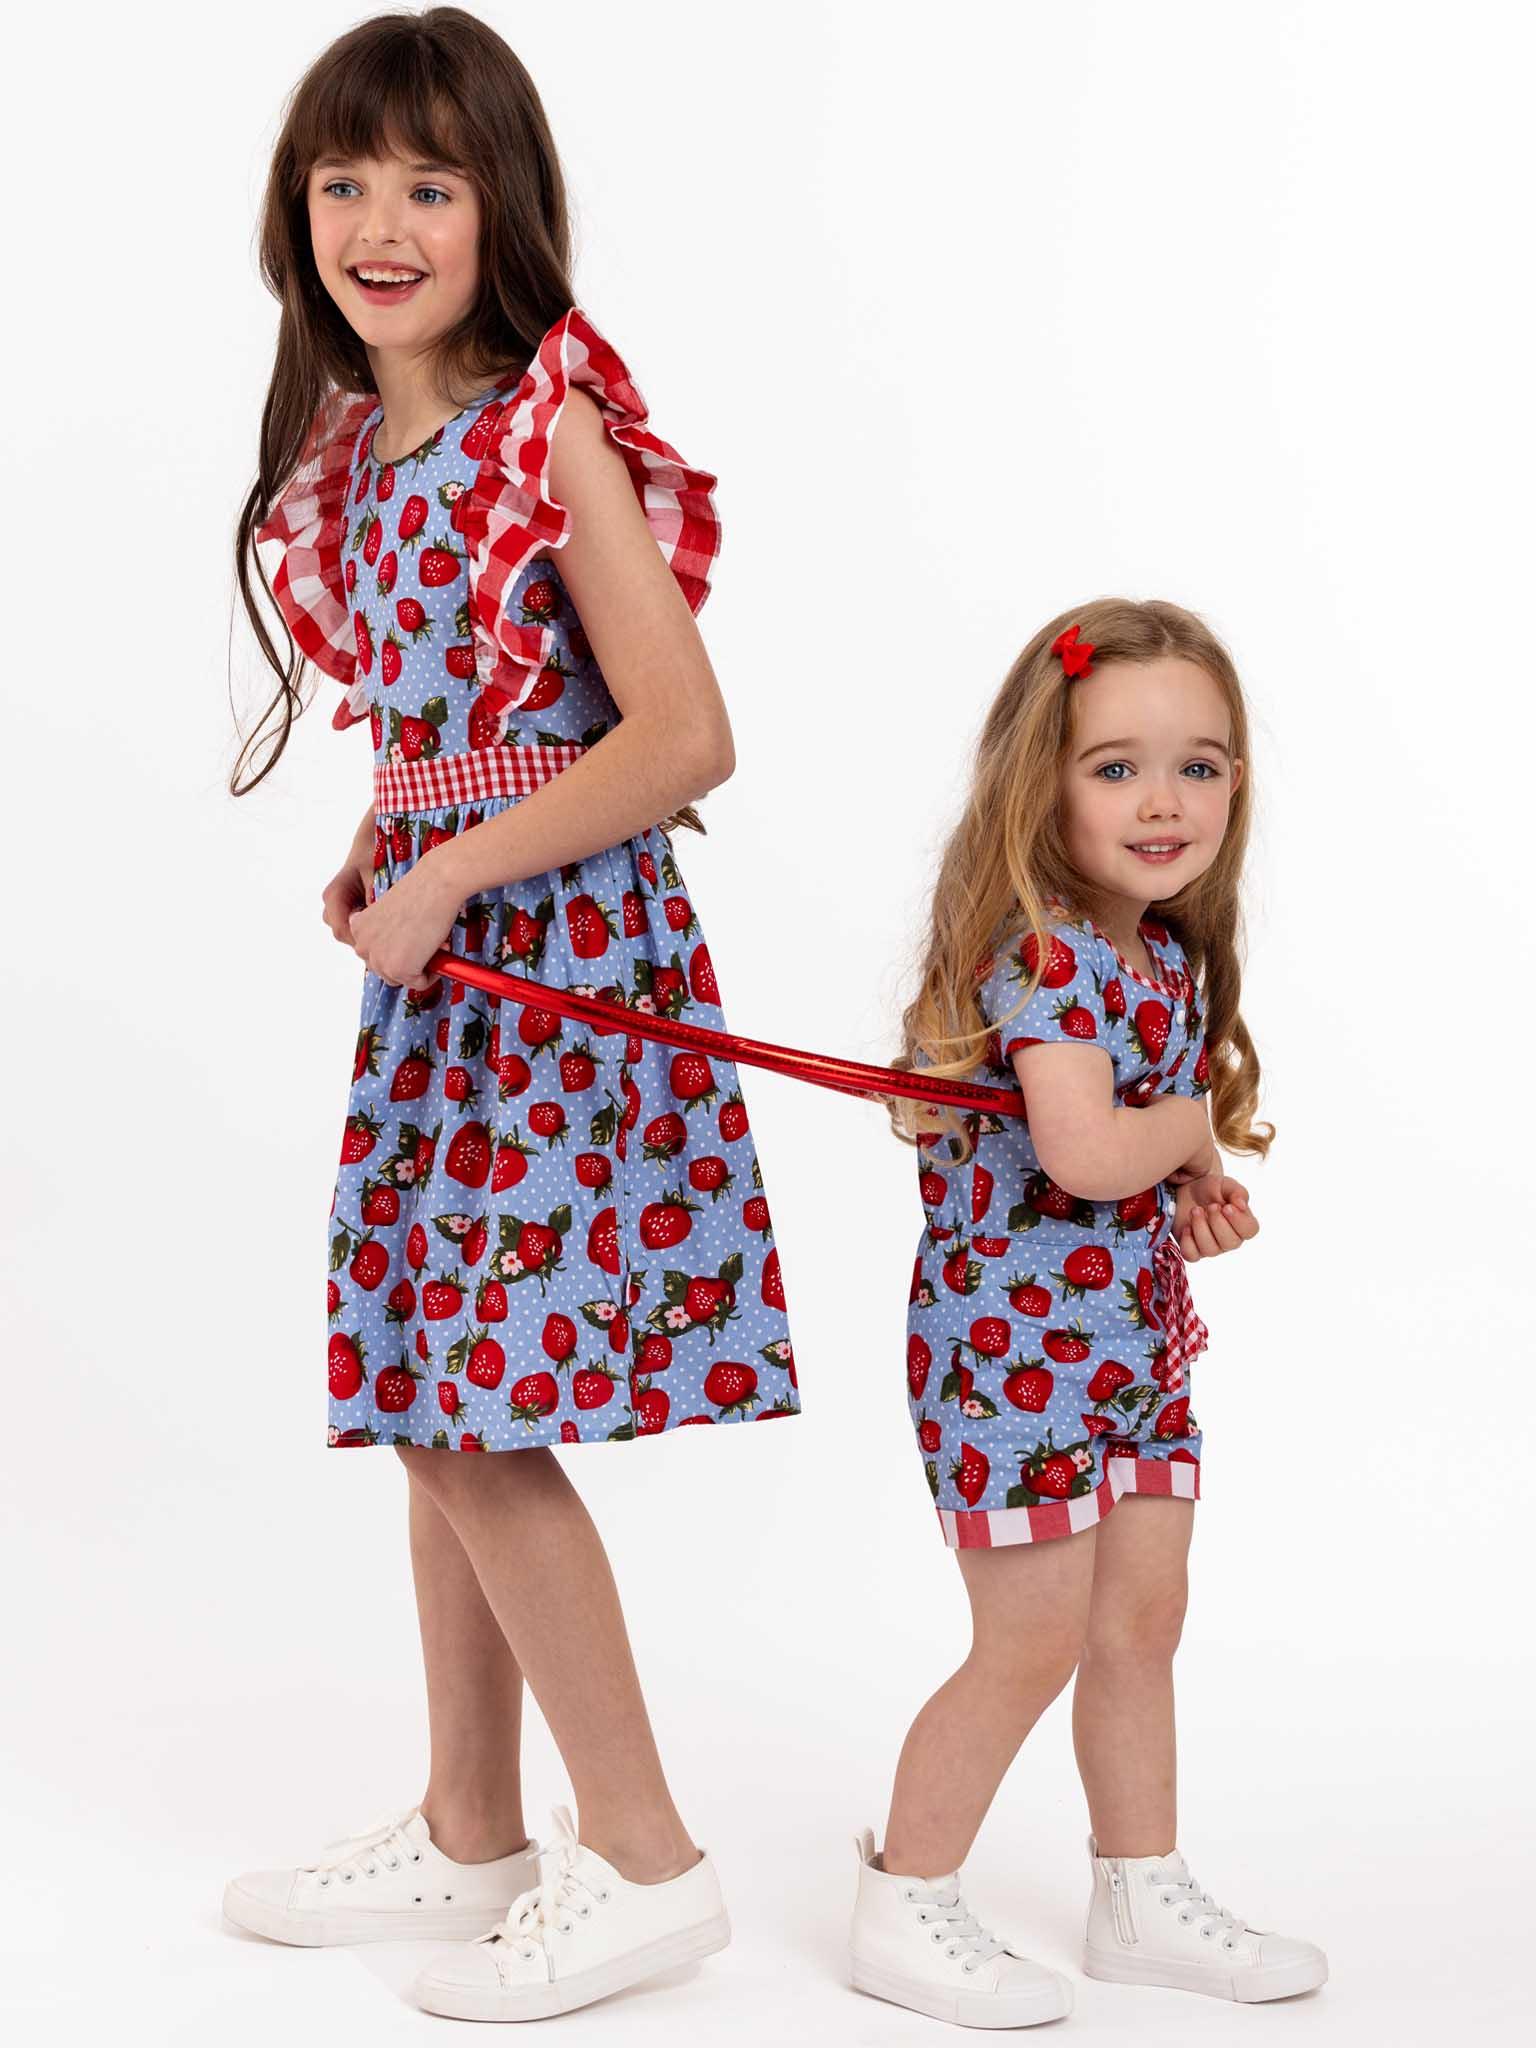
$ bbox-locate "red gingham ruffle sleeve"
[458,304,722,714]
[253,390,379,730]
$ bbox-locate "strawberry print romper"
[255,306,798,1452]
[907,908,1210,1547]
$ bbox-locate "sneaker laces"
[308,1809,420,1883]
[904,1877,1008,1971]
[493,1807,609,1960]
[1157,1864,1248,1944]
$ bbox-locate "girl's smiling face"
[1060,656,1244,912]
[306,148,482,360]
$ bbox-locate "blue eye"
[1094,760,1221,782]
[317,179,452,204]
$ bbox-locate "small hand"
[348,853,462,993]
[1173,1174,1259,1262]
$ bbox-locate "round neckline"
[367,381,505,468]
[1095,920,1183,995]
[1043,899,1184,995]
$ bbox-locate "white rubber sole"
[850,1952,1073,2028]
[1083,1944,1328,2002]
[221,1879,510,1948]
[414,1911,732,2021]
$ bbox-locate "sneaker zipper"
[1108,1862,1137,1946]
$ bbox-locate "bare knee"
[969,1617,1088,1710]
[395,1440,554,1502]
[1081,1584,1189,1672]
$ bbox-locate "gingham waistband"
[372,741,587,816]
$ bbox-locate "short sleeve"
[977,919,1116,1060]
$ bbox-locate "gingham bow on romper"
[1151,1233,1210,1394]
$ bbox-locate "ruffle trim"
[252,305,722,733]
[252,390,380,728]
[456,304,721,719]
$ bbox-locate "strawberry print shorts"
[907,909,1210,1547]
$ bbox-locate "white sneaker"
[222,1806,540,1946]
[412,1805,731,2021]
[1083,1834,1328,2001]
[849,1827,1072,2029]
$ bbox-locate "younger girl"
[850,600,1328,2026]
[220,10,795,2024]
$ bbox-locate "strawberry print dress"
[255,306,798,1452]
[907,906,1210,1547]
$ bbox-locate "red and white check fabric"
[251,392,380,724]
[252,305,721,734]
[455,305,722,714]
[939,1448,1201,1550]
[373,742,587,818]
[1151,1233,1209,1391]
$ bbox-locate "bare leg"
[406,1473,530,1864]
[398,1443,696,1884]
[1071,1496,1195,1855]
[882,1531,1098,1877]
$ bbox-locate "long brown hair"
[891,598,1274,1167]
[231,7,574,796]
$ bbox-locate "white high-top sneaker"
[412,1805,731,2022]
[849,1828,1072,2029]
[222,1806,539,1946]
[1083,1835,1327,2001]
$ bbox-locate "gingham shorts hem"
[936,1448,1200,1550]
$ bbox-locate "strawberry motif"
[704,1360,760,1416]
[907,1334,933,1399]
[950,1442,990,1507]
[1003,1363,1053,1413]
[1129,998,1172,1064]
[507,1372,560,1427]
[688,943,720,1003]
[444,1120,492,1189]
[341,1109,383,1165]
[629,1378,670,1435]
[568,1361,620,1409]
[639,1191,698,1251]
[1018,931,1078,989]
[374,1358,423,1414]
[1006,1274,1052,1318]
[1052,1245,1115,1298]
[1042,1323,1093,1365]
[670,1052,718,1110]
[1153,1396,1192,1438]
[462,1327,505,1392]
[418,535,465,587]
[328,1331,367,1401]
[1086,1359,1135,1404]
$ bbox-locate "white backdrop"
[4,3,1530,2042]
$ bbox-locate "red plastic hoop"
[420,948,1026,1120]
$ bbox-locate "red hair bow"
[1051,624,1096,678]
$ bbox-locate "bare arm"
[424,386,734,904]
[1013,1043,1215,1199]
